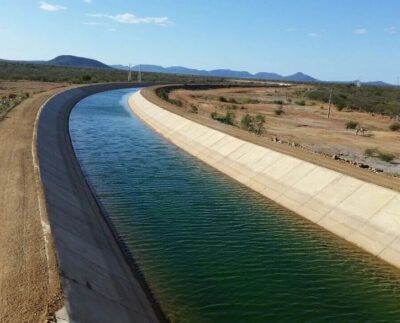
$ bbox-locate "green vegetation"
[218,96,238,104]
[273,100,284,105]
[190,104,198,113]
[0,92,30,116]
[305,84,400,116]
[295,100,306,106]
[365,148,395,163]
[346,120,359,129]
[0,60,224,84]
[155,87,183,107]
[243,98,260,104]
[211,111,236,125]
[218,96,228,102]
[240,113,266,135]
[389,122,400,131]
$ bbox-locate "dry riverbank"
[142,86,400,192]
[0,84,69,322]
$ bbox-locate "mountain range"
[0,55,393,86]
[111,64,318,82]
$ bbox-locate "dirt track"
[0,86,67,322]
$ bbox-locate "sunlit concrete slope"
[129,90,400,269]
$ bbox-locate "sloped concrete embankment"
[129,90,400,269]
[37,83,163,323]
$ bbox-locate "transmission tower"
[138,64,142,83]
[128,64,132,82]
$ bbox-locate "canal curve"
[70,88,400,322]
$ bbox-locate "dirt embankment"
[143,85,400,193]
[0,82,68,322]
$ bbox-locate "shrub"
[169,99,182,107]
[274,108,284,116]
[241,114,254,131]
[336,101,346,111]
[273,100,284,105]
[190,105,198,113]
[254,114,266,135]
[218,96,228,102]
[389,122,400,131]
[244,98,260,104]
[346,120,359,129]
[365,148,395,163]
[240,113,265,135]
[379,152,395,162]
[211,111,235,125]
[295,100,306,106]
[82,74,92,82]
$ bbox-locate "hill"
[48,55,111,69]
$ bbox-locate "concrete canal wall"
[37,83,163,323]
[129,90,400,269]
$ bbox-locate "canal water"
[69,88,400,322]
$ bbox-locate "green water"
[70,89,400,322]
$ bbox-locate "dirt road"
[0,86,67,322]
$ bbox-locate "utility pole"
[128,64,132,82]
[138,64,142,83]
[327,88,333,119]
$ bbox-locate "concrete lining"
[37,84,164,322]
[129,90,400,269]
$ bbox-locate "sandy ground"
[168,86,400,175]
[143,86,400,192]
[0,82,68,322]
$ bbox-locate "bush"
[218,96,228,102]
[244,98,260,104]
[273,100,284,105]
[295,100,306,106]
[169,99,182,107]
[240,113,265,135]
[365,148,395,163]
[389,122,400,131]
[346,120,359,129]
[241,114,254,131]
[274,108,284,116]
[190,105,198,113]
[379,152,395,162]
[211,111,235,125]
[82,74,92,82]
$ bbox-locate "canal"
[69,88,400,322]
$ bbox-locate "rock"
[332,154,338,160]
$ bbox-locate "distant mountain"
[111,64,318,82]
[48,55,111,69]
[362,81,393,87]
[1,55,393,85]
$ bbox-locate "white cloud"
[84,0,92,3]
[83,22,101,26]
[353,28,367,35]
[308,32,321,38]
[39,1,66,11]
[384,26,396,34]
[87,12,170,26]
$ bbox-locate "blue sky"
[1,0,399,82]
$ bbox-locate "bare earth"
[143,86,400,192]
[169,86,400,174]
[0,82,68,323]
